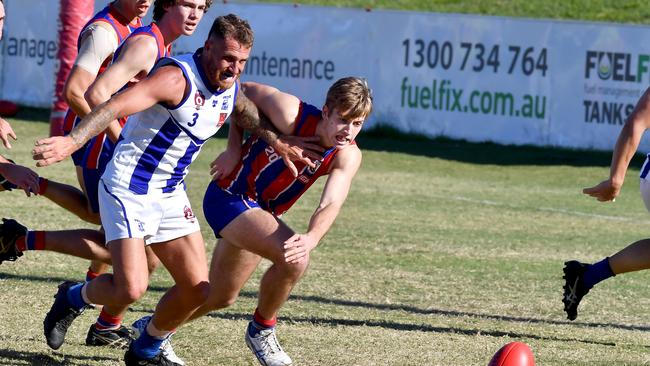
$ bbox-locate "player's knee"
[184,281,210,307]
[146,256,160,275]
[114,283,148,304]
[204,291,238,311]
[279,257,310,281]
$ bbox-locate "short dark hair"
[153,0,213,22]
[207,14,254,48]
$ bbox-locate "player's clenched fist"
[583,179,620,202]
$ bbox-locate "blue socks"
[66,283,88,311]
[583,257,615,289]
[132,330,165,360]
[248,320,272,338]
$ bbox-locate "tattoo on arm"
[233,93,280,146]
[69,102,117,148]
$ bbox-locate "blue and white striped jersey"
[102,49,237,195]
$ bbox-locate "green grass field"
[1,110,650,365]
[254,0,650,24]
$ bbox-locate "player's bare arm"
[283,146,362,264]
[64,22,118,118]
[64,69,96,118]
[0,160,40,195]
[232,88,282,144]
[85,35,159,108]
[85,35,159,142]
[242,81,300,135]
[244,81,325,155]
[235,83,324,176]
[33,65,187,167]
[584,86,650,201]
[210,122,243,180]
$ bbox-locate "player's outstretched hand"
[273,135,325,177]
[1,163,39,196]
[283,233,318,264]
[583,179,620,202]
[32,136,76,167]
[0,117,17,149]
[210,149,240,180]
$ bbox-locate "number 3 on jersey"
[189,112,198,127]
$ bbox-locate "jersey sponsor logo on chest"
[213,95,232,111]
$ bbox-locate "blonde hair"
[325,77,373,121]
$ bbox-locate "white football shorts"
[98,180,200,245]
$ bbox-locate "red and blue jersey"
[63,2,142,165]
[82,22,171,174]
[217,102,348,216]
[80,2,143,75]
[112,23,172,66]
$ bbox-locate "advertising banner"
[2,1,650,151]
[1,1,60,107]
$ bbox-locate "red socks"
[15,231,45,252]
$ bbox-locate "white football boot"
[245,322,292,366]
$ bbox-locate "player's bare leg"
[147,231,209,329]
[222,209,309,318]
[43,238,148,349]
[608,239,650,274]
[189,238,262,320]
[219,209,307,366]
[40,178,100,225]
[126,231,209,363]
[39,179,109,282]
[0,220,111,264]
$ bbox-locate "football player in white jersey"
[1,2,212,359]
[33,14,316,366]
[563,86,650,321]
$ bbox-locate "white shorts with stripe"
[98,180,200,245]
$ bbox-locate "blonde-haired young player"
[194,77,373,366]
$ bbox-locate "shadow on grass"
[200,311,618,347]
[4,272,646,342]
[0,347,115,366]
[357,126,640,168]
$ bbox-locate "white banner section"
[2,2,650,151]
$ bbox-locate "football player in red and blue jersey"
[194,77,373,366]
